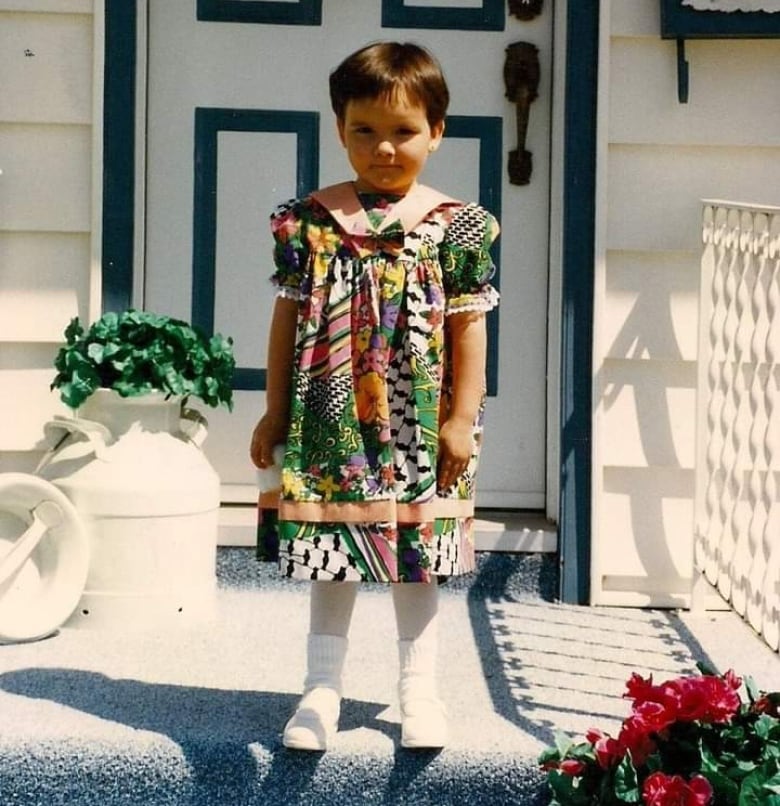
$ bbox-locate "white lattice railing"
[694,201,780,651]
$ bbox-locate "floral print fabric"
[262,187,499,582]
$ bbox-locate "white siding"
[0,1,91,12]
[0,6,97,460]
[592,4,780,605]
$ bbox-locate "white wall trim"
[89,0,105,322]
[589,0,613,604]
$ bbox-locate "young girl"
[250,41,499,752]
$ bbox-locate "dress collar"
[311,182,458,237]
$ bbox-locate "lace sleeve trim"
[444,285,500,315]
[274,285,302,301]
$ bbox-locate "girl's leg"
[391,582,448,749]
[391,578,439,641]
[283,581,358,751]
[310,579,359,637]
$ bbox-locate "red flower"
[625,670,741,726]
[642,772,713,806]
[586,728,624,769]
[625,674,682,719]
[559,759,586,776]
[625,673,662,703]
[666,672,741,724]
[539,758,587,775]
[753,695,779,717]
[634,700,677,733]
[618,715,657,766]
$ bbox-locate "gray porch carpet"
[1,550,778,805]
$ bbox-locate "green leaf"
[87,342,106,364]
[764,770,780,794]
[745,676,760,704]
[59,366,99,409]
[709,776,740,806]
[755,716,778,742]
[64,316,84,344]
[539,746,563,766]
[739,768,780,806]
[546,770,593,806]
[613,756,639,802]
[696,660,718,677]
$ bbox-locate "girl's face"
[337,94,444,195]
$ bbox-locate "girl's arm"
[438,310,487,491]
[250,296,299,468]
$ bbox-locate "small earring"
[428,144,437,153]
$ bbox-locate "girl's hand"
[437,417,473,491]
[250,413,289,469]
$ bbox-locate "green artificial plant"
[51,310,235,410]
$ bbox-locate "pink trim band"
[258,494,474,522]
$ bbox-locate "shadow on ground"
[0,667,456,805]
[463,552,716,746]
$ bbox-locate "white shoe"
[398,638,448,749]
[400,694,448,749]
[282,634,348,752]
[283,687,341,751]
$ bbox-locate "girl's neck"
[352,180,417,197]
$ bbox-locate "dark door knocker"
[508,0,543,21]
[504,41,540,186]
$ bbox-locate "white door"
[143,0,552,511]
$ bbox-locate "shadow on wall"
[595,253,699,601]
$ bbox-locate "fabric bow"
[353,219,406,258]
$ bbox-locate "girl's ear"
[429,120,445,152]
[336,117,347,147]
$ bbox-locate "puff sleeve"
[269,199,310,300]
[439,203,500,315]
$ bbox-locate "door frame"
[98,0,594,603]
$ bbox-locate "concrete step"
[1,549,778,806]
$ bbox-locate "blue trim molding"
[558,1,599,605]
[445,115,502,396]
[192,107,319,391]
[101,0,136,313]
[382,0,504,31]
[197,0,322,25]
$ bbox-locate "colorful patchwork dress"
[258,181,499,583]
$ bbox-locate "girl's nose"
[375,139,394,156]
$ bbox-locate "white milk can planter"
[38,389,221,630]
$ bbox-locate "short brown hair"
[329,42,449,126]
